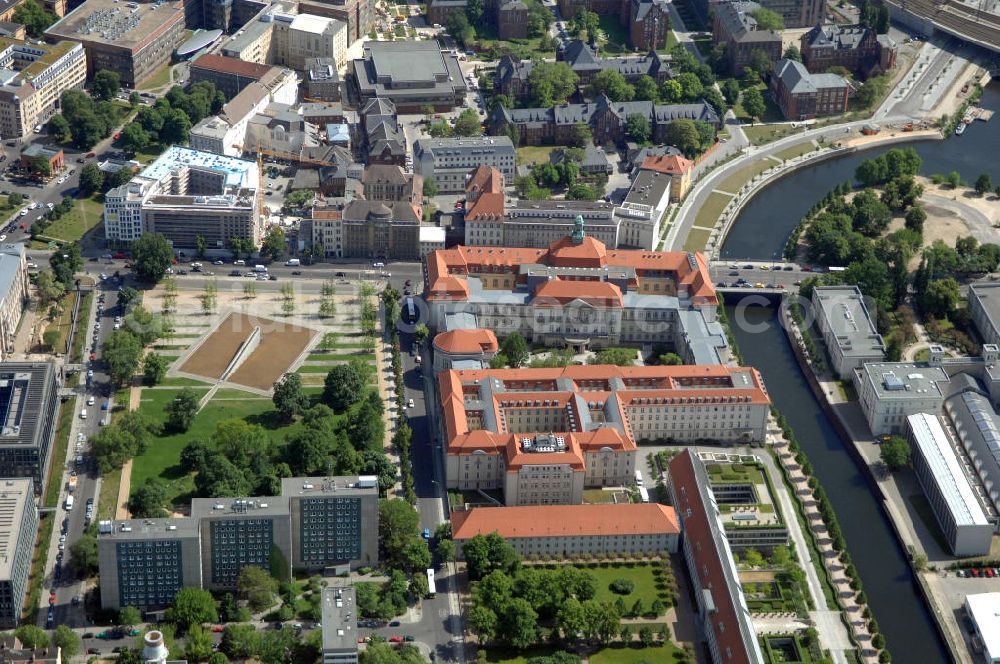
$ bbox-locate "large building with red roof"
[669,450,764,664]
[439,364,769,505]
[424,225,728,364]
[452,503,680,559]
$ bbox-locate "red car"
[388,636,404,644]
[112,252,128,259]
[89,352,96,362]
[48,593,56,605]
[211,626,224,633]
[113,132,121,140]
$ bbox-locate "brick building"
[770,57,850,120]
[800,23,898,79]
[712,1,782,75]
[497,0,528,38]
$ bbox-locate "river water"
[720,83,1000,663]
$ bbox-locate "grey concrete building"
[500,201,619,249]
[0,363,58,489]
[98,476,379,609]
[968,282,1000,347]
[946,388,1000,519]
[306,57,342,102]
[413,136,516,194]
[321,587,359,664]
[812,286,885,379]
[0,479,36,628]
[351,41,468,112]
[856,361,951,436]
[97,518,203,612]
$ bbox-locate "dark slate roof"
[772,58,850,93]
[494,96,719,128]
[803,23,870,50]
[633,0,669,21]
[344,199,419,222]
[361,97,396,116]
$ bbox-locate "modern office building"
[103,146,262,250]
[98,476,378,609]
[0,479,36,629]
[712,1,782,75]
[221,3,349,72]
[906,413,994,556]
[705,459,788,551]
[439,364,770,504]
[770,58,851,120]
[968,283,1000,348]
[351,41,468,112]
[45,0,186,87]
[0,39,86,139]
[413,136,516,194]
[424,228,729,364]
[452,503,680,559]
[856,361,951,436]
[298,0,373,45]
[189,55,275,100]
[965,593,1000,664]
[0,245,28,360]
[669,450,764,664]
[321,587,359,664]
[0,363,58,489]
[811,286,885,379]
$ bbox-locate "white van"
[64,495,74,511]
[234,259,246,266]
[634,470,643,486]
[285,258,300,267]
[79,408,87,419]
[254,264,267,273]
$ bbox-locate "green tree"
[741,87,766,124]
[185,626,215,662]
[921,277,960,318]
[31,155,51,178]
[142,352,168,387]
[12,0,55,38]
[272,372,308,422]
[447,10,476,47]
[462,532,521,581]
[625,113,651,142]
[437,538,456,563]
[660,79,683,103]
[221,624,261,660]
[120,122,149,155]
[527,62,579,107]
[658,352,683,365]
[46,114,70,142]
[237,565,279,611]
[195,235,207,258]
[588,69,634,102]
[638,625,655,647]
[260,226,286,261]
[52,624,81,658]
[15,625,49,649]
[34,268,65,306]
[500,598,538,648]
[500,332,529,368]
[880,436,911,470]
[79,162,104,195]
[129,477,168,518]
[323,361,367,411]
[104,329,143,387]
[118,606,142,630]
[423,177,438,197]
[169,587,218,632]
[454,108,484,136]
[69,531,97,575]
[784,44,802,61]
[162,108,192,144]
[132,232,174,282]
[750,6,784,29]
[165,387,201,433]
[91,69,121,101]
[634,75,659,102]
[975,172,993,196]
[721,78,741,104]
[666,118,701,156]
[570,123,592,148]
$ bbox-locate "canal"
[721,82,1000,663]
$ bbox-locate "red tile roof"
[466,165,503,195]
[532,279,623,307]
[432,329,499,355]
[191,54,273,79]
[641,154,694,175]
[452,503,680,541]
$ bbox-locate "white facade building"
[812,285,885,378]
[965,593,1000,664]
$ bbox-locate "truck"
[68,476,77,492]
[285,258,300,267]
[64,495,74,511]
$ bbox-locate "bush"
[609,579,635,595]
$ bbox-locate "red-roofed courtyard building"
[452,503,680,559]
[439,364,769,505]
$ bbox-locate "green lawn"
[590,644,683,664]
[598,15,631,54]
[138,63,173,91]
[71,291,94,363]
[742,123,801,146]
[774,142,817,162]
[657,31,678,54]
[97,466,122,522]
[481,647,560,664]
[683,228,712,253]
[131,389,306,507]
[516,145,559,166]
[693,191,733,227]
[156,376,212,387]
[43,195,106,243]
[569,563,667,609]
[45,290,79,354]
[718,160,776,194]
[306,353,375,362]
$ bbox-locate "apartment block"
[0,245,28,360]
[0,39,85,139]
[439,364,769,505]
[413,136,516,194]
[811,286,885,379]
[452,503,680,559]
[45,0,186,87]
[424,230,729,364]
[0,479,36,629]
[669,451,763,664]
[98,476,379,609]
[222,2,349,72]
[0,362,58,489]
[103,146,262,250]
[298,0,373,45]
